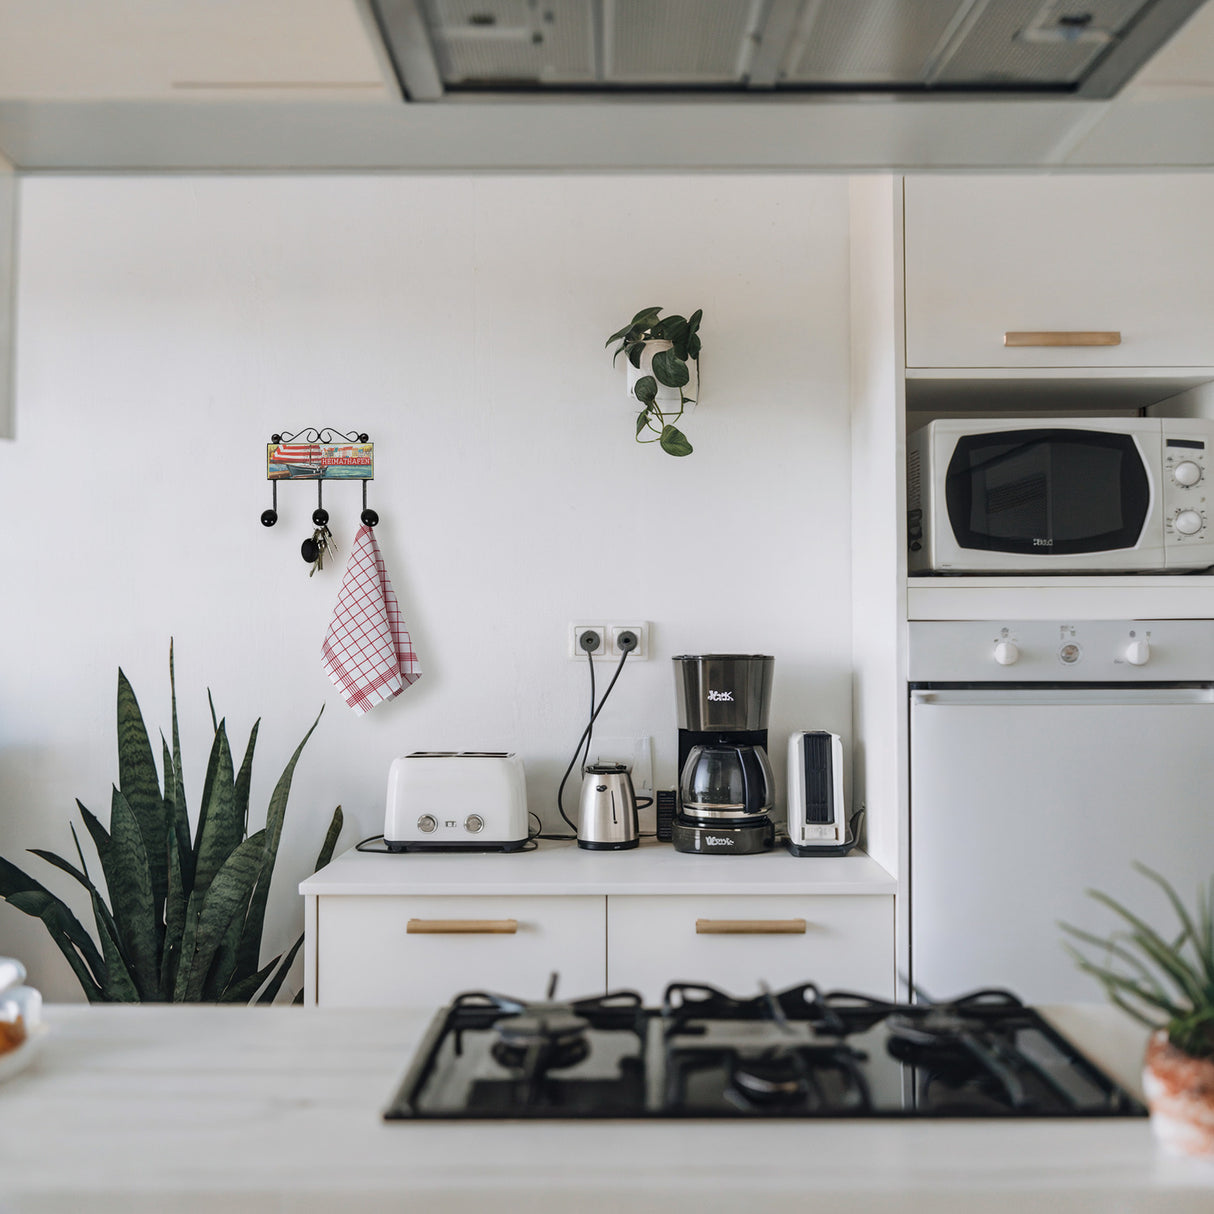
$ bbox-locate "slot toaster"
[384,751,529,852]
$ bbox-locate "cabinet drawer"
[316,895,606,1007]
[606,895,893,1002]
[904,175,1214,369]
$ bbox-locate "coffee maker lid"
[672,654,774,661]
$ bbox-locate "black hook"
[261,481,278,527]
[360,480,378,527]
[312,482,329,527]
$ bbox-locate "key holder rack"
[261,429,378,529]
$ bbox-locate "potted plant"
[0,643,342,1004]
[1061,862,1214,1156]
[605,305,702,457]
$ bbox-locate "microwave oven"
[908,417,1214,574]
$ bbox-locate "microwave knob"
[993,641,1020,666]
[1125,639,1151,667]
[1174,509,1204,535]
[1173,460,1203,487]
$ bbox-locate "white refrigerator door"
[910,688,1214,1004]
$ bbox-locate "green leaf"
[193,721,239,903]
[636,407,654,437]
[91,889,140,1002]
[315,806,344,871]
[628,343,646,370]
[633,375,657,404]
[173,888,202,1002]
[651,348,690,388]
[1134,861,1214,987]
[220,952,282,1004]
[257,933,305,1005]
[168,642,194,895]
[628,306,662,328]
[161,821,187,999]
[659,425,693,457]
[0,856,105,1000]
[234,720,260,838]
[232,709,323,985]
[182,830,266,1002]
[108,786,160,1000]
[116,669,168,926]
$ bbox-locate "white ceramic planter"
[1143,1029,1214,1156]
[625,340,698,409]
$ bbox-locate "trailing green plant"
[0,644,342,1004]
[605,305,702,457]
[1060,862,1214,1060]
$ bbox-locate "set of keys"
[300,507,337,576]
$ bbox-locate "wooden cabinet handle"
[406,919,518,934]
[695,918,807,935]
[1003,331,1121,348]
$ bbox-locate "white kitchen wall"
[0,173,853,999]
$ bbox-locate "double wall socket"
[568,621,649,660]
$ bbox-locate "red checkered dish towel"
[322,525,421,715]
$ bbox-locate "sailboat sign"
[267,442,374,481]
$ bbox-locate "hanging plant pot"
[625,339,698,408]
[1143,1030,1214,1156]
[605,306,703,458]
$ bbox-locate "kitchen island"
[2,1004,1212,1213]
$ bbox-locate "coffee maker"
[672,654,776,854]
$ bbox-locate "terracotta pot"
[1143,1029,1214,1156]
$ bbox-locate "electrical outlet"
[568,623,606,659]
[609,622,648,660]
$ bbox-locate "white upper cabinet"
[904,175,1214,370]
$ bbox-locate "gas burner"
[728,1048,810,1108]
[490,1007,591,1073]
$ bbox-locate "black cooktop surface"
[383,981,1146,1120]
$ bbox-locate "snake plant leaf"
[107,786,160,1000]
[651,348,689,389]
[257,933,305,1005]
[161,812,188,999]
[232,709,322,984]
[26,846,126,973]
[233,720,260,839]
[0,856,105,1000]
[173,887,201,1002]
[181,830,266,1002]
[316,806,344,872]
[116,669,168,925]
[88,888,139,1003]
[167,642,194,894]
[192,721,239,904]
[659,425,693,457]
[220,952,282,1004]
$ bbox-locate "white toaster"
[384,751,529,852]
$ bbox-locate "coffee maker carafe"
[672,654,775,854]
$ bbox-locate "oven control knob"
[1175,509,1204,535]
[1125,639,1151,666]
[1174,460,1203,487]
[993,641,1020,666]
[417,814,438,834]
[464,814,484,834]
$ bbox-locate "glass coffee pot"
[678,742,774,825]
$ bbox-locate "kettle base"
[577,838,639,851]
[671,817,775,855]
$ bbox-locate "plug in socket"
[609,623,648,660]
[569,624,606,659]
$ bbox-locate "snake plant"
[1060,862,1214,1060]
[0,644,342,1003]
[606,306,702,457]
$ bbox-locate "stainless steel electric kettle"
[577,763,640,851]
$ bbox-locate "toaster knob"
[417,814,438,833]
[464,814,484,834]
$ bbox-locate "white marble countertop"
[300,838,897,897]
[2,1003,1213,1213]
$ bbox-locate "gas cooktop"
[383,981,1146,1120]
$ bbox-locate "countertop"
[2,1003,1213,1213]
[300,838,897,897]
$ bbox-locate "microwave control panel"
[908,620,1214,683]
[1163,434,1210,545]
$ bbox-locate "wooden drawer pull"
[406,919,518,934]
[1003,330,1121,348]
[695,918,807,935]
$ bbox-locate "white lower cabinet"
[606,895,894,1001]
[315,895,606,1007]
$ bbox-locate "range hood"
[372,0,1205,101]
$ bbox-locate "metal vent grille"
[605,0,757,83]
[801,733,835,825]
[907,448,922,513]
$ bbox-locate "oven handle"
[911,687,1214,708]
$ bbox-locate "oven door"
[909,686,1214,1004]
[935,426,1163,571]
